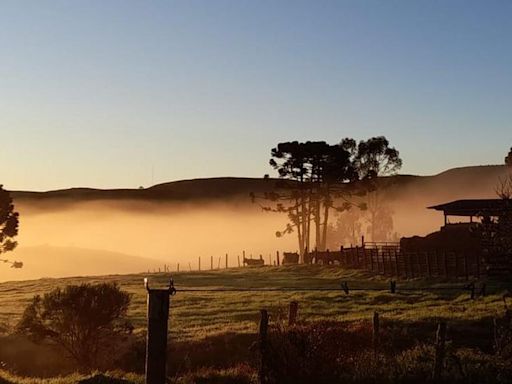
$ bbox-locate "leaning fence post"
[145,278,174,384]
[390,280,396,294]
[372,312,380,354]
[433,321,447,381]
[259,309,270,384]
[288,301,299,326]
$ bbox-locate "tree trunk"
[315,195,321,250]
[295,201,304,258]
[321,187,331,251]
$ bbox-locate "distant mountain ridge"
[10,165,511,205]
[11,177,283,202]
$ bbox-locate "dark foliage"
[505,147,512,167]
[0,185,19,255]
[16,283,132,370]
[261,319,512,384]
[255,137,402,254]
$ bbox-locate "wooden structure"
[295,199,512,278]
[428,199,512,225]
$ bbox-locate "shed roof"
[428,199,512,216]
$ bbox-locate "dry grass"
[0,265,510,342]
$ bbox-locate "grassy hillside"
[1,266,511,381]
[10,165,511,206]
[0,265,509,341]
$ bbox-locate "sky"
[1,0,511,191]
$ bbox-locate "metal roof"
[428,199,512,216]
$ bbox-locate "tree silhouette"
[344,137,402,242]
[0,185,20,257]
[266,141,316,260]
[326,206,364,249]
[506,147,512,166]
[17,283,132,370]
[254,137,401,257]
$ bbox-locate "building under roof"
[428,199,512,224]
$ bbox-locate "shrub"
[16,283,132,371]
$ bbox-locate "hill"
[10,177,285,204]
[0,245,164,282]
[10,165,511,206]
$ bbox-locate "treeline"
[252,137,401,261]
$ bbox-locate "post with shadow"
[145,278,175,384]
[259,309,270,384]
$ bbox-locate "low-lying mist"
[4,199,296,281]
[4,165,508,281]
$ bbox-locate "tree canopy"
[0,185,19,256]
[506,147,512,166]
[254,136,402,257]
[17,283,132,370]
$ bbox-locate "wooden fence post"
[211,256,213,270]
[177,263,179,272]
[288,301,298,326]
[145,278,172,384]
[463,252,469,281]
[433,322,447,381]
[372,312,380,354]
[390,280,396,294]
[238,255,241,268]
[226,253,228,269]
[198,257,201,271]
[276,251,280,266]
[476,251,481,278]
[394,249,399,277]
[259,309,270,384]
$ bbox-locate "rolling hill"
[0,245,165,282]
[10,165,511,206]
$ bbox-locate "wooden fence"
[307,246,483,279]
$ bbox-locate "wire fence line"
[174,286,474,292]
[143,277,492,384]
[146,278,486,297]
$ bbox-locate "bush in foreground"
[16,283,133,371]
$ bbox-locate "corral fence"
[307,243,483,280]
[143,278,491,384]
[147,245,484,281]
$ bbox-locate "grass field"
[0,265,510,341]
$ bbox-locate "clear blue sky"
[1,0,511,191]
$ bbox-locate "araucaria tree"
[0,185,20,256]
[17,283,132,370]
[253,137,401,260]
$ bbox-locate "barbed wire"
[145,278,488,299]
